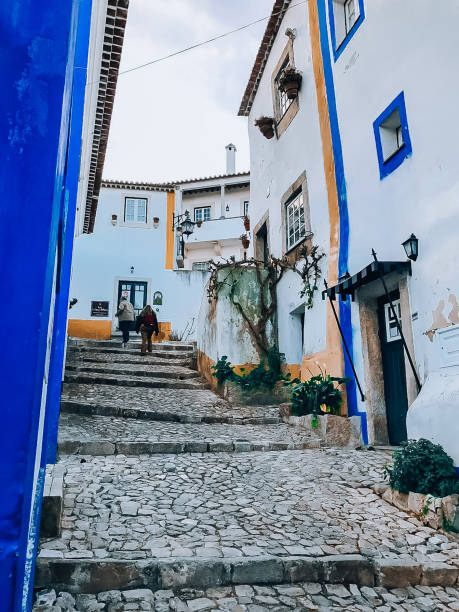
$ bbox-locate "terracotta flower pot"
[153,217,159,223]
[259,124,274,139]
[242,238,250,249]
[196,221,202,228]
[243,216,250,231]
[283,80,299,99]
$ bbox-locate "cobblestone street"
[35,340,459,611]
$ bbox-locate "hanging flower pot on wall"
[243,215,250,231]
[241,234,250,250]
[279,67,302,100]
[255,116,275,139]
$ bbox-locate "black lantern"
[402,233,418,261]
[180,211,194,237]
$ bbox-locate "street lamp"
[172,210,195,237]
[181,211,194,237]
[402,233,419,261]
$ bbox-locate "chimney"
[225,143,236,175]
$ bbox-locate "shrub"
[211,348,289,391]
[211,356,235,385]
[384,438,459,497]
[290,374,349,417]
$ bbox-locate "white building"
[68,146,250,341]
[174,145,250,270]
[199,0,459,464]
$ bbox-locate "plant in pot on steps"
[255,116,275,139]
[289,373,350,427]
[279,67,303,100]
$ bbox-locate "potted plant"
[240,234,250,250]
[196,220,202,228]
[255,116,275,139]
[243,215,250,231]
[279,67,302,100]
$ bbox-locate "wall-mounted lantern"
[153,216,160,229]
[402,233,419,261]
[180,211,194,237]
[111,214,118,226]
[130,266,134,274]
[225,204,230,212]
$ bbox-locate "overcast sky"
[103,0,275,183]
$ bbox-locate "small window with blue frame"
[373,92,412,180]
[328,0,365,60]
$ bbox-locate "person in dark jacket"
[116,295,135,347]
[135,304,159,354]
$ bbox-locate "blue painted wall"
[317,0,368,444]
[0,0,92,608]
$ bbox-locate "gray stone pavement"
[33,582,459,611]
[39,449,459,566]
[57,414,319,449]
[36,340,459,608]
[61,384,281,423]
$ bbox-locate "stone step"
[63,372,207,390]
[66,353,191,367]
[34,554,459,594]
[68,340,194,351]
[60,399,282,425]
[65,364,200,380]
[33,579,459,611]
[57,414,318,455]
[58,438,320,456]
[40,464,66,539]
[68,346,194,359]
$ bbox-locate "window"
[373,92,412,179]
[271,40,299,137]
[329,0,365,61]
[384,300,402,342]
[124,198,147,223]
[194,206,211,222]
[192,261,210,272]
[344,0,356,32]
[276,60,293,119]
[285,191,307,251]
[243,201,249,216]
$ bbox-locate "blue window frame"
[328,0,365,61]
[373,92,412,180]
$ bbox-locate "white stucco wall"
[247,2,330,364]
[177,178,250,270]
[245,0,459,456]
[69,186,208,339]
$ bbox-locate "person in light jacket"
[116,296,135,347]
[135,304,159,354]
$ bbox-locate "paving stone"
[35,339,459,607]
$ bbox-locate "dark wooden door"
[117,281,147,321]
[378,293,408,445]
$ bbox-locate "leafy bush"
[290,374,349,417]
[384,438,459,497]
[211,348,289,391]
[211,356,235,385]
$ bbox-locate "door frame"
[112,276,151,333]
[357,270,418,445]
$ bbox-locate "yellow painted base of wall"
[68,319,112,340]
[153,322,171,343]
[68,320,171,342]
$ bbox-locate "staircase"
[33,339,459,611]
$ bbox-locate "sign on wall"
[91,301,109,317]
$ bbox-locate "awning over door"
[322,260,411,301]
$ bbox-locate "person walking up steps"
[135,304,159,354]
[116,295,134,347]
